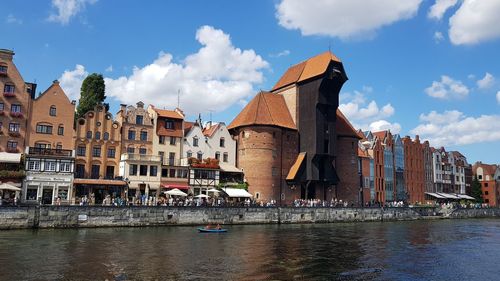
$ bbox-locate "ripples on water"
[1,219,500,280]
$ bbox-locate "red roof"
[336,109,361,139]
[203,123,220,137]
[155,108,184,119]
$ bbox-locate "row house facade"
[472,162,500,206]
[402,135,425,204]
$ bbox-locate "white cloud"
[104,25,268,114]
[477,72,495,89]
[105,65,113,72]
[339,87,400,133]
[448,0,500,45]
[58,64,88,101]
[6,14,23,24]
[497,91,500,104]
[270,50,291,58]
[428,0,458,20]
[411,110,500,146]
[425,75,469,99]
[276,0,422,39]
[48,0,97,25]
[434,31,444,43]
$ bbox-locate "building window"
[9,123,20,132]
[187,151,192,158]
[158,151,164,163]
[26,188,38,201]
[478,175,483,180]
[75,164,85,178]
[139,148,147,154]
[7,141,17,149]
[96,122,101,127]
[128,130,136,140]
[59,162,71,172]
[485,191,489,195]
[36,124,53,134]
[92,146,101,157]
[49,106,56,116]
[127,147,135,154]
[103,132,109,140]
[159,136,166,144]
[140,131,148,141]
[193,137,199,147]
[136,115,143,125]
[485,183,489,187]
[0,65,7,74]
[197,152,203,160]
[165,120,173,129]
[11,104,21,113]
[272,167,277,177]
[58,126,64,135]
[140,165,148,176]
[77,146,86,156]
[223,152,228,163]
[91,165,100,179]
[86,131,92,139]
[4,84,15,94]
[28,160,40,171]
[150,166,158,177]
[58,187,69,200]
[161,168,168,177]
[0,102,4,111]
[106,166,114,179]
[220,137,225,147]
[95,131,101,140]
[168,152,175,165]
[169,169,176,178]
[215,152,220,160]
[170,137,176,145]
[45,161,56,172]
[129,164,138,176]
[107,148,116,158]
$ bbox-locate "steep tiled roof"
[227,92,296,130]
[336,109,361,139]
[155,108,184,119]
[203,123,220,137]
[372,131,387,140]
[184,121,195,135]
[272,51,342,91]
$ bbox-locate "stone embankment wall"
[0,206,497,230]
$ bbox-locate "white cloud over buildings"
[48,0,97,24]
[58,64,88,101]
[276,0,422,39]
[425,75,469,99]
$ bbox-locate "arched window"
[95,131,101,140]
[187,151,192,158]
[58,125,64,135]
[128,129,136,140]
[215,152,220,160]
[197,151,203,160]
[103,132,109,140]
[49,105,56,116]
[223,152,228,163]
[86,131,92,139]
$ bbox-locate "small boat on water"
[198,228,227,233]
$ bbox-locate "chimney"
[52,79,60,85]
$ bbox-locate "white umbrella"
[195,194,209,198]
[164,188,187,197]
[0,183,21,191]
[207,188,220,193]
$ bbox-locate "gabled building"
[393,134,405,201]
[374,131,395,202]
[472,162,500,206]
[403,135,425,204]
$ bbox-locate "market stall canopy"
[221,187,252,198]
[195,194,209,198]
[219,162,243,173]
[0,152,22,163]
[425,192,475,200]
[161,182,189,190]
[164,188,187,196]
[207,188,220,193]
[0,182,21,191]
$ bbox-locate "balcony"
[162,157,189,166]
[6,147,19,153]
[9,111,23,118]
[121,153,162,162]
[8,131,20,137]
[28,147,73,157]
[3,92,15,97]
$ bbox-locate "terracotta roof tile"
[228,92,296,130]
[372,131,388,140]
[155,108,184,119]
[336,109,361,139]
[203,123,220,137]
[286,152,306,181]
[272,51,342,91]
[184,121,195,135]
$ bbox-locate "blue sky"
[2,0,500,164]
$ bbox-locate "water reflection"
[1,220,500,280]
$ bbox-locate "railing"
[8,131,20,137]
[3,92,15,97]
[121,153,162,162]
[9,111,23,118]
[162,158,189,166]
[28,147,73,157]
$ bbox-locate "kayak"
[198,228,227,233]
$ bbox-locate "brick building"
[27,80,75,150]
[0,49,35,153]
[403,135,425,204]
[472,162,500,206]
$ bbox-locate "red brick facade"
[403,136,425,204]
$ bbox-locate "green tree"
[76,73,108,119]
[471,175,483,203]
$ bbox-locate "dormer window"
[49,105,56,116]
[0,64,7,75]
[165,120,174,129]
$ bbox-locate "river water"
[0,219,499,281]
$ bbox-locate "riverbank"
[1,206,499,230]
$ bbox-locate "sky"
[2,0,500,164]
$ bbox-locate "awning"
[161,182,189,190]
[425,192,446,199]
[219,162,242,173]
[457,194,475,200]
[0,152,22,163]
[73,179,127,186]
[286,152,306,181]
[221,187,252,198]
[436,192,461,199]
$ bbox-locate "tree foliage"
[76,73,107,119]
[471,175,483,203]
